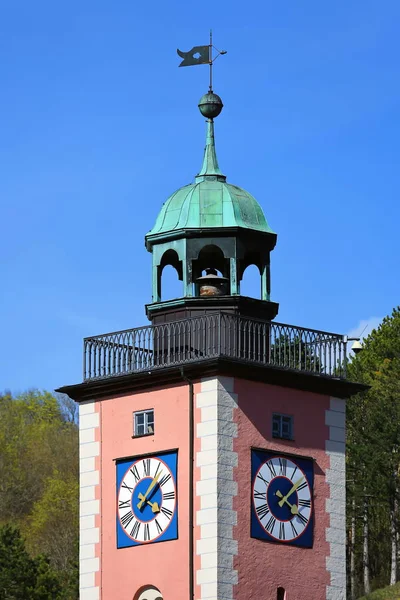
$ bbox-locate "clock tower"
[59,87,364,600]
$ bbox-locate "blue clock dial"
[251,450,314,548]
[116,451,178,548]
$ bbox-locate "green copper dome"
[149,179,272,234]
[147,110,274,238]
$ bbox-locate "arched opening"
[277,587,286,600]
[161,265,182,301]
[159,249,183,301]
[240,263,261,299]
[134,585,163,600]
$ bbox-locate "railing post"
[217,313,221,356]
[83,340,87,381]
[343,336,347,378]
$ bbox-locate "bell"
[196,268,229,297]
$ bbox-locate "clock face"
[116,451,178,548]
[251,450,314,548]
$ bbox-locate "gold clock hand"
[278,476,305,508]
[149,500,160,513]
[275,489,298,515]
[137,471,162,510]
[137,495,160,513]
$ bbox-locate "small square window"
[133,409,154,437]
[272,413,293,440]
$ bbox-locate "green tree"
[270,332,323,373]
[0,390,79,598]
[0,390,71,523]
[0,524,63,600]
[32,555,64,600]
[346,308,400,597]
[29,472,79,572]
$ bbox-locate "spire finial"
[196,92,225,182]
[196,118,225,182]
[176,36,227,182]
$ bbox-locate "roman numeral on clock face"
[161,506,173,520]
[299,499,311,508]
[278,458,287,476]
[159,472,172,487]
[118,500,131,509]
[256,503,270,520]
[296,481,308,492]
[253,489,266,500]
[120,511,134,528]
[257,472,270,486]
[163,491,175,500]
[279,522,286,540]
[265,515,276,534]
[130,464,140,483]
[155,519,163,534]
[121,481,133,493]
[143,458,151,477]
[144,524,150,541]
[297,512,309,526]
[266,461,277,478]
[130,520,141,540]
[154,461,162,478]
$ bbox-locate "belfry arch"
[159,249,183,301]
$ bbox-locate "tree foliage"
[270,333,322,373]
[0,524,63,600]
[0,390,79,598]
[347,308,400,598]
[29,472,79,571]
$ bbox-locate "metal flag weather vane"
[177,30,227,92]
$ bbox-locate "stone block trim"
[79,401,100,600]
[325,397,346,600]
[195,377,238,600]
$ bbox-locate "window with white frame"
[272,413,293,440]
[133,409,154,437]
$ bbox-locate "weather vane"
[177,30,227,92]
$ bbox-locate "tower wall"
[79,383,191,600]
[194,377,346,600]
[78,376,346,600]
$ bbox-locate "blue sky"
[1,1,399,394]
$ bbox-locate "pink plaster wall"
[233,379,331,600]
[193,381,203,600]
[98,382,191,600]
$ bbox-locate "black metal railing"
[83,313,347,381]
